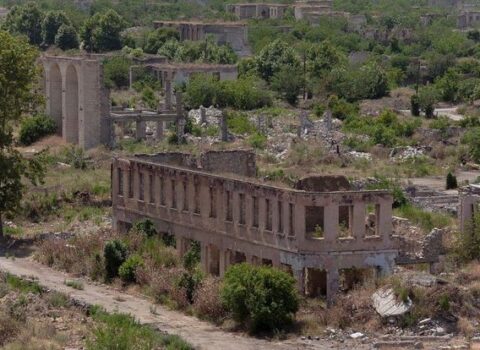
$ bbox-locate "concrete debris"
[390,146,431,161]
[372,288,412,317]
[188,106,222,126]
[347,151,372,161]
[350,332,365,339]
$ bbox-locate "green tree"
[271,65,303,105]
[42,10,71,46]
[0,31,45,237]
[462,127,480,163]
[418,85,439,118]
[54,24,79,50]
[436,68,460,102]
[255,39,300,81]
[2,2,44,46]
[221,263,299,333]
[81,10,127,52]
[144,27,179,54]
[307,40,346,78]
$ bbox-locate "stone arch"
[65,64,79,144]
[49,63,63,135]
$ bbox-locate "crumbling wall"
[294,175,351,192]
[135,150,256,177]
[200,150,256,177]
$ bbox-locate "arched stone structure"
[42,55,111,149]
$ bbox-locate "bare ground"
[0,254,370,350]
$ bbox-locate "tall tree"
[42,10,71,46]
[80,10,127,52]
[0,31,45,237]
[2,2,44,46]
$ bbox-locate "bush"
[248,133,267,149]
[54,24,79,50]
[104,240,128,280]
[103,56,131,89]
[410,94,420,116]
[446,172,458,190]
[221,263,299,333]
[185,74,272,110]
[133,218,157,237]
[19,114,56,145]
[119,254,144,283]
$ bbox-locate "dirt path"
[0,255,363,350]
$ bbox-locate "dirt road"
[0,255,364,350]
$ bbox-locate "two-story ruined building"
[112,151,399,302]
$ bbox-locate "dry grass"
[192,276,227,323]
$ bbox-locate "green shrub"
[226,112,256,135]
[62,145,88,169]
[446,172,458,190]
[394,204,451,232]
[183,241,200,270]
[119,254,144,283]
[410,94,420,116]
[185,74,272,110]
[221,263,299,333]
[248,133,267,149]
[19,114,56,145]
[6,274,42,294]
[104,240,128,280]
[366,177,407,208]
[178,268,203,303]
[133,218,157,237]
[103,56,131,89]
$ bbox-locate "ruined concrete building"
[225,3,288,19]
[457,10,480,28]
[112,150,400,302]
[153,21,250,56]
[130,62,238,89]
[225,0,358,26]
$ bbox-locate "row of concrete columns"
[176,235,341,304]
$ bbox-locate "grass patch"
[65,279,84,290]
[394,204,452,232]
[6,274,42,294]
[87,306,193,350]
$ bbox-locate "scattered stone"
[418,318,432,325]
[435,327,446,336]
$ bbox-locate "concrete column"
[326,269,339,306]
[200,106,206,124]
[293,268,305,295]
[155,121,164,140]
[378,199,393,240]
[165,77,172,111]
[177,236,188,257]
[136,120,146,140]
[324,204,339,242]
[132,167,140,201]
[200,242,209,273]
[352,202,365,239]
[123,166,130,199]
[153,171,161,205]
[220,112,228,142]
[145,171,152,203]
[129,66,133,90]
[219,249,230,277]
